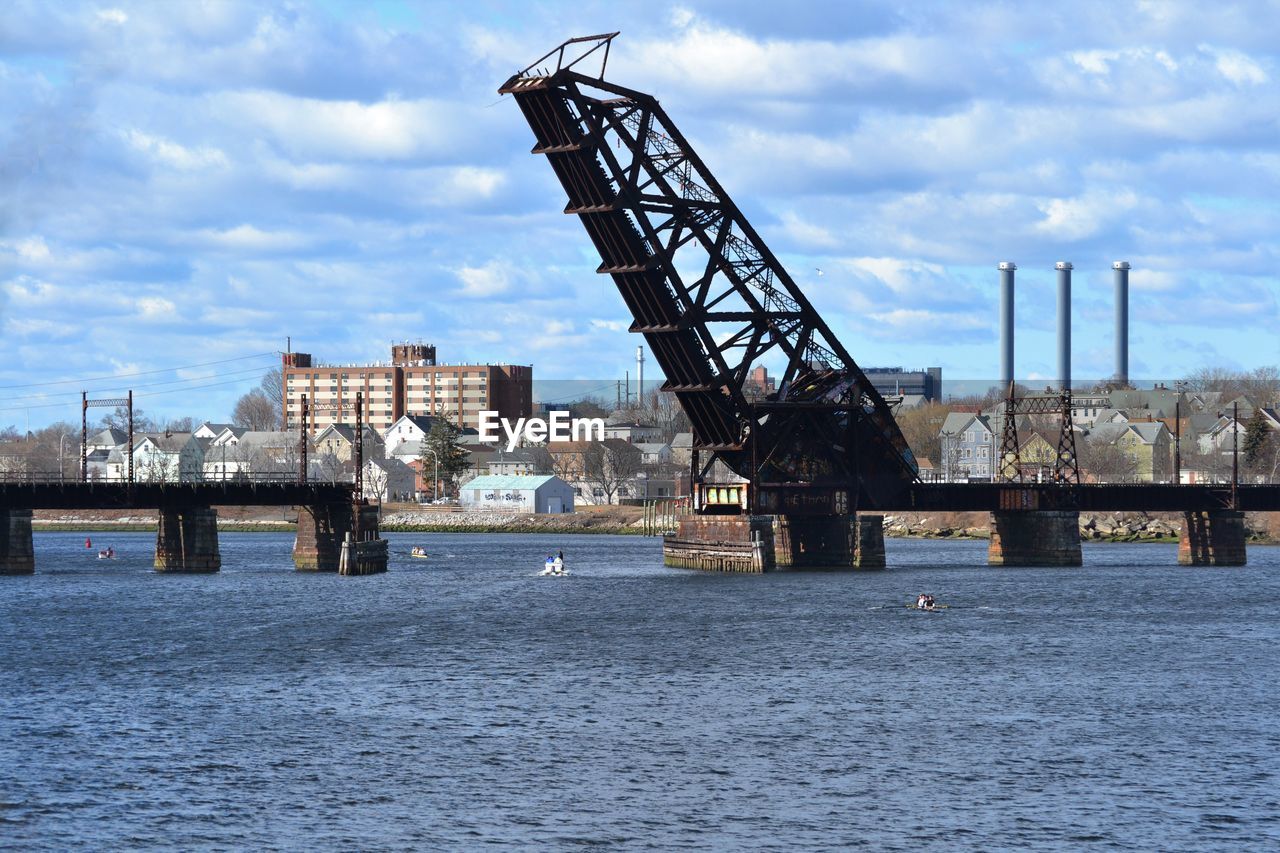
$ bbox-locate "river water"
[2,531,1278,850]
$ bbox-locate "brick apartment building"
[283,343,532,434]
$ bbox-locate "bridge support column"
[293,503,352,571]
[339,504,388,576]
[774,514,885,570]
[0,509,35,575]
[663,515,775,573]
[1178,510,1247,566]
[154,507,220,573]
[988,511,1081,567]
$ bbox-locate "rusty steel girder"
[499,34,917,511]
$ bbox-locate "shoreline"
[29,507,1280,544]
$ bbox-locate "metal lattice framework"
[499,34,917,512]
[997,384,1080,485]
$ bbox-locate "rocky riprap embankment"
[883,512,1277,543]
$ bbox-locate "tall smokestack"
[1056,261,1072,392]
[1113,260,1130,387]
[998,262,1016,389]
[636,345,645,409]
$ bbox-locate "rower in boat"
[915,593,937,611]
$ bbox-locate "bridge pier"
[339,504,388,576]
[293,503,352,571]
[988,510,1082,567]
[0,509,35,575]
[1178,510,1247,566]
[154,507,221,573]
[294,503,388,574]
[774,514,885,570]
[663,515,775,573]
[663,513,884,572]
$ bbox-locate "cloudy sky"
[2,0,1279,428]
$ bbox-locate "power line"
[0,365,272,405]
[0,351,279,391]
[0,374,269,416]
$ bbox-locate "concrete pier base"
[293,502,352,571]
[663,513,885,572]
[1178,510,1247,566]
[0,509,35,575]
[663,515,775,573]
[988,510,1082,567]
[338,504,388,576]
[774,514,885,570]
[154,507,221,573]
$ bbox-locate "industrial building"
[862,366,943,402]
[282,343,532,434]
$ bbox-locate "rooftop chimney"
[1056,261,1072,393]
[1113,261,1130,387]
[998,262,1016,389]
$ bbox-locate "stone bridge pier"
[154,507,221,573]
[294,502,387,574]
[663,513,885,572]
[1178,510,1247,566]
[1,509,35,575]
[988,510,1082,567]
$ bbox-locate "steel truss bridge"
[500,34,1280,518]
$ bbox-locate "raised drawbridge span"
[499,33,916,516]
[501,35,1278,570]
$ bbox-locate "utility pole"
[1174,399,1181,484]
[1232,401,1239,508]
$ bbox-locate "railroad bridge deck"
[0,480,383,576]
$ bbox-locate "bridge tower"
[500,35,914,570]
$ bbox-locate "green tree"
[1243,409,1272,467]
[421,417,469,497]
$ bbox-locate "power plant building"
[862,367,943,403]
[282,344,532,434]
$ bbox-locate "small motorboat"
[409,547,429,559]
[538,557,568,577]
[97,549,115,560]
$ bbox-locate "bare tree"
[232,388,279,430]
[260,367,284,407]
[582,440,642,504]
[100,406,156,433]
[1079,434,1138,483]
[895,402,949,468]
[645,388,690,439]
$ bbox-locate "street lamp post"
[421,447,440,502]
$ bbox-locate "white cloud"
[136,296,175,319]
[125,129,229,171]
[1208,47,1268,85]
[1034,189,1140,241]
[216,91,458,160]
[96,8,127,25]
[195,225,310,251]
[590,319,628,332]
[455,261,511,297]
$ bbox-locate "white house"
[459,474,575,514]
[362,457,417,503]
[203,431,297,480]
[194,422,236,440]
[383,414,440,454]
[602,420,664,443]
[114,433,204,482]
[633,442,672,466]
